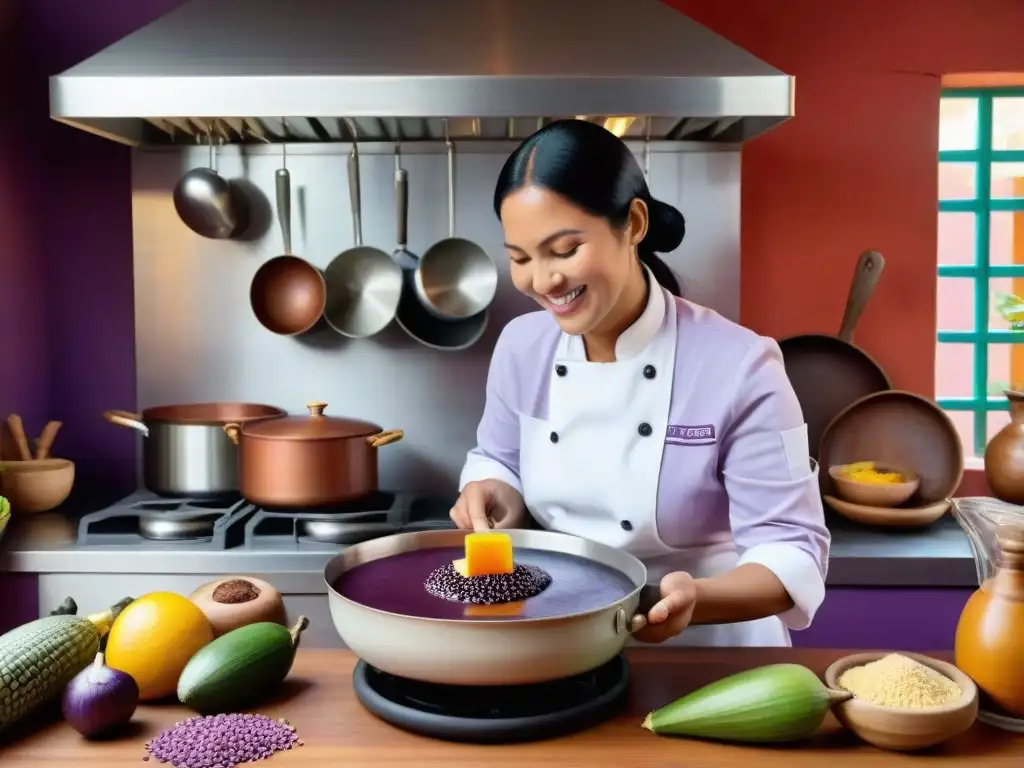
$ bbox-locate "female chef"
[449,119,830,647]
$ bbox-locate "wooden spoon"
[34,421,63,460]
[5,415,32,461]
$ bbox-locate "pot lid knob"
[306,401,328,417]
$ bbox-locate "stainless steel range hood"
[49,0,793,147]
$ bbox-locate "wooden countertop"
[1,648,1020,766]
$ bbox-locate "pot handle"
[223,423,241,445]
[103,410,149,438]
[616,583,662,635]
[367,429,404,448]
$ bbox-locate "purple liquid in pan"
[334,547,636,621]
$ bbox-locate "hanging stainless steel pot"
[103,402,286,497]
[325,528,653,686]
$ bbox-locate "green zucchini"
[177,616,308,714]
[0,597,133,732]
[642,663,852,744]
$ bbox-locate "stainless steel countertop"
[0,508,979,588]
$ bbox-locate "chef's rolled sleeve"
[459,326,524,495]
[720,337,830,630]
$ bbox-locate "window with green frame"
[936,87,1024,458]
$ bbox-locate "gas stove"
[76,490,454,549]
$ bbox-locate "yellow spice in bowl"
[838,462,906,485]
[837,654,962,708]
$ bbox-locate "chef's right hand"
[450,479,528,533]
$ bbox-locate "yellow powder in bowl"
[838,654,963,709]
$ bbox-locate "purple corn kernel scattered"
[143,713,301,767]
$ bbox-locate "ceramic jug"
[985,391,1024,504]
[953,497,1024,716]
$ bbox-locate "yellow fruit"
[105,591,214,701]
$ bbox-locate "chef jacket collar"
[562,264,667,362]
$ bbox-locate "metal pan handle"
[616,583,662,634]
[837,250,885,343]
[103,410,149,437]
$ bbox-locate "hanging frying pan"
[779,250,891,460]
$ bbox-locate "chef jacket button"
[555,364,567,377]
[638,422,653,437]
[643,365,656,379]
[550,431,559,444]
[621,520,633,531]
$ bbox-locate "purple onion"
[62,651,139,738]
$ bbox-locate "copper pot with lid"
[223,401,403,508]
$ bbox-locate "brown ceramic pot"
[223,401,403,508]
[984,390,1024,504]
[955,523,1024,716]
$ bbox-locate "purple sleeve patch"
[666,424,716,446]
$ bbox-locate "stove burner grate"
[352,654,629,743]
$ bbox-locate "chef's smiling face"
[500,185,648,337]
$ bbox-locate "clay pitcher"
[955,523,1024,716]
[985,391,1024,504]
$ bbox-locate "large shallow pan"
[779,250,890,459]
[325,528,651,686]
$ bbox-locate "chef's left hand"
[632,571,697,644]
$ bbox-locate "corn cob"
[0,597,133,733]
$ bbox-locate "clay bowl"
[828,463,920,507]
[0,459,76,514]
[824,652,978,752]
[823,496,950,528]
[819,391,964,506]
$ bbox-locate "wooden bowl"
[824,652,978,751]
[823,496,949,528]
[828,464,920,507]
[0,459,75,514]
[819,391,964,505]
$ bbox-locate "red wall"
[671,0,1024,398]
[670,0,1024,492]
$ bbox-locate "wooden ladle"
[5,415,32,461]
[34,421,63,460]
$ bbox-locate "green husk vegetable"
[642,663,851,744]
[0,597,134,733]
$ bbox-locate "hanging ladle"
[172,124,241,239]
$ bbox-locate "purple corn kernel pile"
[143,713,302,767]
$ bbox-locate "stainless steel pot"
[325,528,652,686]
[103,403,286,497]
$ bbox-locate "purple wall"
[18,0,187,490]
[1,0,185,630]
[0,0,976,649]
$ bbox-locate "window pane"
[992,97,1024,151]
[938,278,975,331]
[938,212,975,266]
[939,162,976,199]
[936,343,974,397]
[988,276,1024,330]
[991,163,1024,198]
[988,343,1024,397]
[940,97,979,151]
[946,411,974,459]
[989,343,1012,393]
[989,212,1023,265]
